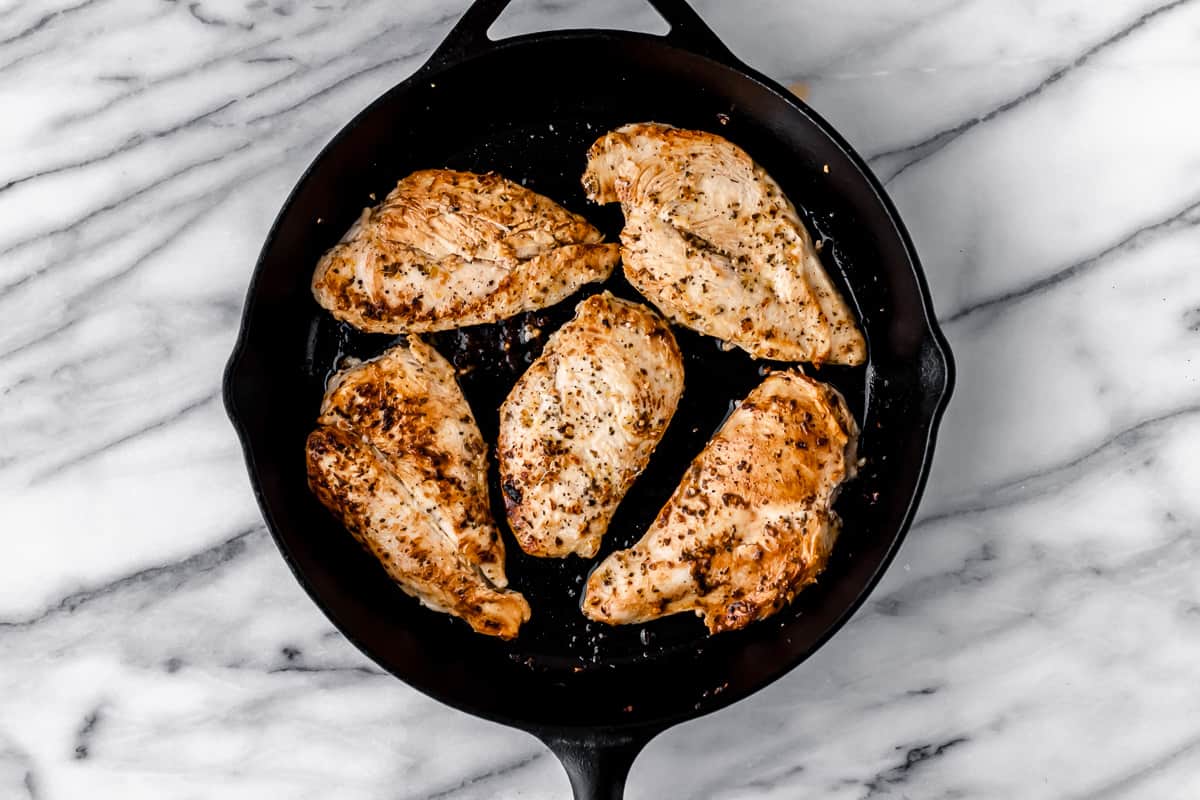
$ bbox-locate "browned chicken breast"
[498,292,685,558]
[582,370,857,633]
[306,337,530,638]
[313,170,620,333]
[582,122,866,365]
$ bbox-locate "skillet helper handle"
[538,727,660,800]
[422,0,739,73]
[421,0,512,72]
[645,0,739,63]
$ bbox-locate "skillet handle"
[421,0,739,74]
[536,726,662,800]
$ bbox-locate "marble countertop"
[3,0,1199,797]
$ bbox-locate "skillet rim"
[222,27,956,732]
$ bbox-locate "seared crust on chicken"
[582,371,857,633]
[306,337,530,638]
[582,123,866,365]
[498,292,684,558]
[313,170,620,333]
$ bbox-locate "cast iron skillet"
[224,1,955,796]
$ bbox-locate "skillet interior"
[225,30,952,729]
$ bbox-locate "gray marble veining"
[2,0,1199,797]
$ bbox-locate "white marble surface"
[2,0,1199,797]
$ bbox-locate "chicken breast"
[306,337,530,638]
[582,370,857,633]
[498,292,684,558]
[582,122,866,365]
[313,169,620,333]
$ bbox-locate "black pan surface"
[224,1,954,796]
